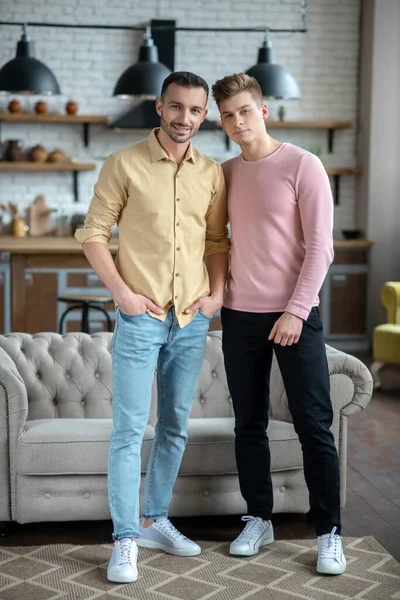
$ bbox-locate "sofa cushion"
[17,417,303,477]
[17,419,155,475]
[176,418,303,475]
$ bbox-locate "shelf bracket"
[327,128,334,153]
[333,174,340,205]
[224,132,230,150]
[72,171,79,203]
[83,123,89,148]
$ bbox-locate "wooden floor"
[2,357,399,561]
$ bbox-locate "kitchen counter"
[0,236,373,333]
[0,236,119,254]
[0,236,119,332]
[0,235,373,253]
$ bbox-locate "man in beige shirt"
[75,71,230,584]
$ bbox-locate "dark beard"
[159,115,197,143]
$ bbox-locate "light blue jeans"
[108,306,211,540]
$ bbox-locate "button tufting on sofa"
[0,330,373,525]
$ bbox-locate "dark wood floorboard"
[2,356,399,561]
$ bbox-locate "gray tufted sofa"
[0,331,373,527]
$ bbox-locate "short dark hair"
[161,71,209,102]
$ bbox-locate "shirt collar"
[148,128,196,164]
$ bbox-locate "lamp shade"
[246,38,300,100]
[0,25,61,95]
[113,27,171,98]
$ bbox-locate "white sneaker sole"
[136,538,201,557]
[229,535,274,557]
[317,563,346,575]
[107,569,138,583]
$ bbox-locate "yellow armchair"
[371,282,400,388]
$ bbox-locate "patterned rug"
[0,537,399,600]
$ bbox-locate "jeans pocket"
[118,307,147,321]
[198,310,213,321]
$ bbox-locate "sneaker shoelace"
[237,516,269,544]
[319,527,343,560]
[156,518,187,542]
[119,538,133,564]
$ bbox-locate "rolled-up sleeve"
[204,165,231,257]
[75,154,127,245]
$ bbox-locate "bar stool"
[58,294,113,334]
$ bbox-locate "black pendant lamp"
[246,32,300,100]
[113,26,171,98]
[0,24,61,95]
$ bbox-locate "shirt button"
[176,198,180,202]
[95,372,100,378]
[175,295,178,299]
[176,222,180,226]
[177,247,180,251]
[175,273,180,277]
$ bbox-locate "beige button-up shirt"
[75,129,230,327]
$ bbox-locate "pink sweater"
[222,143,334,320]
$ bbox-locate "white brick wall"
[0,0,360,231]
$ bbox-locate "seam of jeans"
[109,321,123,530]
[144,352,166,515]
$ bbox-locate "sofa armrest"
[381,281,400,324]
[0,347,29,521]
[325,344,373,508]
[326,344,373,417]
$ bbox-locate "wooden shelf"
[0,113,108,147]
[0,162,96,203]
[325,167,361,176]
[0,113,107,124]
[0,162,95,172]
[219,120,352,152]
[266,120,351,130]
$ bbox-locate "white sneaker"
[107,537,138,583]
[137,518,201,557]
[229,516,274,556]
[317,527,346,575]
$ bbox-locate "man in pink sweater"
[211,73,346,575]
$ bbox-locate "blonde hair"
[211,73,263,108]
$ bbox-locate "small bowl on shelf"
[341,229,362,240]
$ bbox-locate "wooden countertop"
[0,236,119,254]
[0,236,373,254]
[333,239,373,248]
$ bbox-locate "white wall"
[0,0,360,229]
[358,0,400,328]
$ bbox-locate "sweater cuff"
[284,302,310,321]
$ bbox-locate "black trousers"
[221,306,341,536]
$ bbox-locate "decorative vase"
[12,217,28,238]
[8,99,22,114]
[278,106,285,121]
[65,100,78,115]
[2,140,24,162]
[47,148,67,163]
[28,144,48,163]
[34,100,48,115]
